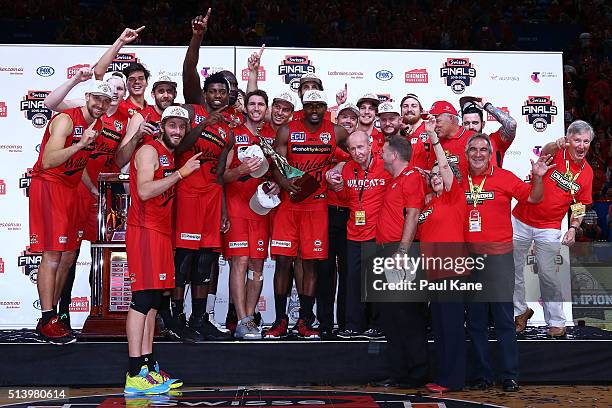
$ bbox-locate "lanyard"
[467,174,487,209]
[354,155,373,206]
[563,148,585,199]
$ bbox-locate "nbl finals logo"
[19,168,32,197]
[106,53,139,73]
[18,247,42,284]
[20,91,52,128]
[440,58,476,94]
[522,96,558,132]
[278,56,315,92]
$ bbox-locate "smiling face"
[152,84,177,111]
[271,100,294,127]
[401,97,422,125]
[567,131,591,162]
[161,117,188,150]
[358,101,377,126]
[466,137,491,174]
[126,70,147,97]
[106,77,126,107]
[85,94,112,119]
[379,112,401,137]
[429,164,443,194]
[205,83,229,110]
[337,110,358,133]
[246,95,267,123]
[434,113,456,139]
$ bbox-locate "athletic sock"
[171,299,184,317]
[274,294,287,320]
[41,309,56,326]
[142,353,156,372]
[128,356,144,377]
[206,294,216,314]
[299,295,314,321]
[192,298,206,318]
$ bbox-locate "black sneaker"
[360,328,385,340]
[165,313,201,343]
[189,314,232,340]
[337,329,361,339]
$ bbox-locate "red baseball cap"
[429,100,458,116]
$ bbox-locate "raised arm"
[44,67,91,112]
[426,117,454,190]
[478,98,517,143]
[183,9,211,104]
[93,26,145,80]
[246,44,265,93]
[527,154,556,203]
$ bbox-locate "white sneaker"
[207,312,230,333]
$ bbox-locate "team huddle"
[28,14,594,395]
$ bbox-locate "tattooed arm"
[479,98,517,143]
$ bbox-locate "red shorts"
[174,185,222,250]
[126,226,175,291]
[270,202,328,259]
[223,216,269,259]
[29,177,82,252]
[76,181,98,242]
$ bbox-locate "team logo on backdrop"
[278,55,315,92]
[36,66,55,77]
[242,66,266,81]
[67,64,90,79]
[19,168,32,197]
[0,179,6,195]
[375,70,393,81]
[18,247,42,284]
[20,91,52,128]
[69,296,90,312]
[106,53,139,73]
[531,71,557,83]
[522,96,558,132]
[486,107,510,122]
[0,66,24,75]
[200,66,224,78]
[440,58,477,94]
[533,145,543,156]
[0,101,7,117]
[405,68,428,83]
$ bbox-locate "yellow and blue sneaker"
[148,362,183,389]
[124,366,170,395]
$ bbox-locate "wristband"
[483,102,493,110]
[569,225,578,232]
[432,141,440,146]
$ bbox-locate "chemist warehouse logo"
[19,168,32,197]
[20,90,52,128]
[522,96,558,132]
[278,56,315,92]
[18,247,42,284]
[106,53,139,73]
[440,58,477,94]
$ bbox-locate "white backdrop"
[0,45,567,328]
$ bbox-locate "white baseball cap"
[299,73,323,89]
[152,75,177,90]
[337,102,359,117]
[302,90,328,105]
[88,80,113,99]
[161,105,190,122]
[377,101,401,116]
[357,93,380,107]
[249,182,281,215]
[273,92,296,109]
[237,144,269,178]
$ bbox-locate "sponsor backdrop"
[0,45,567,328]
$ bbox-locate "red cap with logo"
[429,100,458,116]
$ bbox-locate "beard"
[161,130,180,149]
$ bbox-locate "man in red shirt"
[29,80,110,344]
[328,131,391,339]
[124,106,200,394]
[512,120,594,337]
[428,100,475,173]
[356,93,384,149]
[460,97,517,168]
[266,90,348,339]
[461,133,552,392]
[399,94,433,170]
[369,135,428,388]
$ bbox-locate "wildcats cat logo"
[522,96,558,132]
[440,58,477,94]
[278,56,315,92]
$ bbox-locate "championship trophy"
[106,193,130,241]
[258,136,319,203]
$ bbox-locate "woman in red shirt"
[417,118,468,392]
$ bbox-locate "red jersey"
[370,128,385,152]
[418,179,469,280]
[85,107,130,184]
[282,119,337,208]
[407,122,434,170]
[32,107,103,188]
[176,104,231,194]
[338,154,391,241]
[375,166,425,243]
[225,123,274,220]
[123,97,148,118]
[127,139,176,235]
[489,129,512,168]
[440,127,475,174]
[327,147,351,207]
[513,148,593,229]
[461,166,531,254]
[225,106,246,128]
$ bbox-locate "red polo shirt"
[460,165,531,254]
[513,148,593,229]
[440,127,475,173]
[375,166,425,243]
